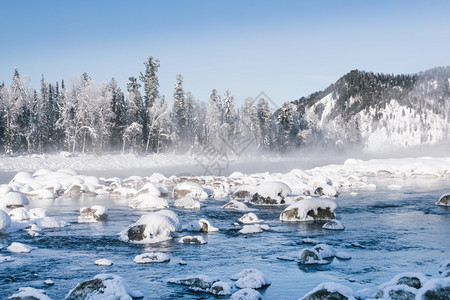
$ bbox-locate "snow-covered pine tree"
[204,89,222,149]
[172,74,188,147]
[108,78,126,150]
[222,90,236,141]
[125,76,144,151]
[146,96,174,153]
[276,102,295,151]
[257,98,272,150]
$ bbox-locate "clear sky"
[1,0,450,105]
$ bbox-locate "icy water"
[1,177,449,299]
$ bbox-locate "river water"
[0,175,449,299]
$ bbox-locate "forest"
[0,57,448,156]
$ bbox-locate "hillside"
[291,67,450,152]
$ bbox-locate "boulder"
[322,220,345,230]
[128,194,168,210]
[65,273,143,300]
[238,213,263,224]
[222,200,256,212]
[0,192,30,209]
[0,209,11,233]
[119,210,179,244]
[172,181,206,199]
[436,193,450,206]
[301,282,355,300]
[250,181,291,205]
[8,287,51,300]
[230,268,271,289]
[280,198,337,222]
[186,219,218,232]
[416,278,450,300]
[230,288,262,300]
[134,252,170,264]
[179,235,206,244]
[168,275,218,293]
[174,195,200,209]
[78,205,108,223]
[298,248,328,265]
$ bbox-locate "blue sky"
[1,0,450,105]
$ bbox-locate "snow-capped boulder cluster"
[280,198,338,222]
[300,260,450,300]
[168,267,270,297]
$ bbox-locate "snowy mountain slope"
[293,67,450,152]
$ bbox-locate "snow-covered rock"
[436,193,450,206]
[250,181,291,205]
[174,195,201,209]
[280,198,337,222]
[134,252,170,264]
[298,248,329,265]
[0,209,12,232]
[209,281,232,296]
[377,272,427,298]
[168,275,219,293]
[301,282,355,300]
[78,205,108,223]
[416,277,450,300]
[65,273,143,300]
[28,208,47,219]
[230,288,262,300]
[9,207,30,221]
[238,213,263,224]
[239,224,270,234]
[439,259,450,274]
[322,220,345,230]
[128,194,168,210]
[179,235,207,244]
[173,181,207,199]
[185,219,218,232]
[222,200,256,212]
[0,191,29,209]
[94,259,113,266]
[312,244,337,259]
[230,268,271,289]
[134,182,162,197]
[8,287,51,300]
[7,242,35,253]
[119,210,179,244]
[34,217,67,229]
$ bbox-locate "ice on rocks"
[65,273,143,300]
[280,198,337,222]
[7,242,35,253]
[298,248,329,265]
[322,219,345,230]
[9,287,52,300]
[134,252,170,264]
[238,213,263,224]
[174,195,201,209]
[185,219,218,232]
[119,210,179,244]
[128,194,168,210]
[78,205,108,222]
[301,282,355,300]
[231,268,271,289]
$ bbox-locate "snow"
[95,259,113,266]
[128,194,168,209]
[210,281,232,295]
[174,195,201,209]
[134,252,170,264]
[0,209,11,232]
[416,277,450,299]
[66,273,143,300]
[0,191,29,208]
[7,242,35,253]
[78,205,108,223]
[231,288,262,300]
[312,244,337,259]
[298,248,328,265]
[119,210,179,244]
[231,268,271,289]
[301,282,355,300]
[280,198,338,222]
[322,220,345,230]
[34,217,67,229]
[238,213,263,224]
[439,259,450,274]
[239,224,270,234]
[9,287,51,300]
[223,200,256,212]
[179,235,207,244]
[185,219,218,232]
[173,181,207,199]
[252,181,291,203]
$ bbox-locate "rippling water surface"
[1,177,449,299]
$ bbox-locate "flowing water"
[0,176,449,299]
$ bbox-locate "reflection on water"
[0,177,449,299]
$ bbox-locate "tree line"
[0,56,306,156]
